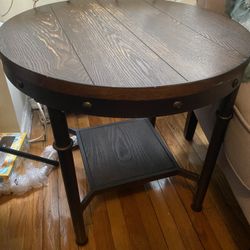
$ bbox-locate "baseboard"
[20,96,33,137]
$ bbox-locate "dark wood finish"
[47,108,87,245]
[0,56,244,117]
[98,0,245,81]
[52,0,184,87]
[0,0,250,246]
[145,0,250,57]
[184,111,198,141]
[0,0,250,106]
[0,5,91,84]
[77,119,179,192]
[2,113,250,249]
[192,87,239,211]
[149,117,156,126]
[1,52,246,104]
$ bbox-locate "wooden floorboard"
[0,112,250,250]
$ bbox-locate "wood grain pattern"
[119,188,152,250]
[76,115,97,250]
[105,191,132,250]
[145,0,250,57]
[176,114,250,249]
[0,5,91,85]
[1,0,250,248]
[132,187,169,250]
[0,0,250,104]
[0,113,250,249]
[87,116,116,250]
[98,0,245,81]
[156,117,223,249]
[42,117,60,250]
[165,177,223,250]
[27,116,44,250]
[156,114,250,249]
[51,1,184,87]
[146,181,187,250]
[156,178,204,249]
[77,119,179,191]
[58,114,79,250]
[0,114,44,250]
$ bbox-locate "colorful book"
[0,133,26,179]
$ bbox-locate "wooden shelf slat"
[77,119,180,192]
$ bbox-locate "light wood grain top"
[0,0,250,100]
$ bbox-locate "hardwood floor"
[0,112,249,250]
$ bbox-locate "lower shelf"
[76,119,180,193]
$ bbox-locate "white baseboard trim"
[20,96,33,137]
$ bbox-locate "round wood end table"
[1,0,250,245]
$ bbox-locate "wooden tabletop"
[0,0,250,102]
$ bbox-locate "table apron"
[1,57,243,117]
[5,81,240,118]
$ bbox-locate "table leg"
[149,117,156,126]
[192,88,239,211]
[47,107,87,245]
[184,111,198,141]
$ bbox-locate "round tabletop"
[0,0,250,116]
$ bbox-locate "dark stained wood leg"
[184,111,197,141]
[149,117,156,127]
[47,107,88,245]
[192,88,239,211]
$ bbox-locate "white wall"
[0,61,20,132]
[6,78,27,129]
[0,20,28,133]
[0,20,23,132]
